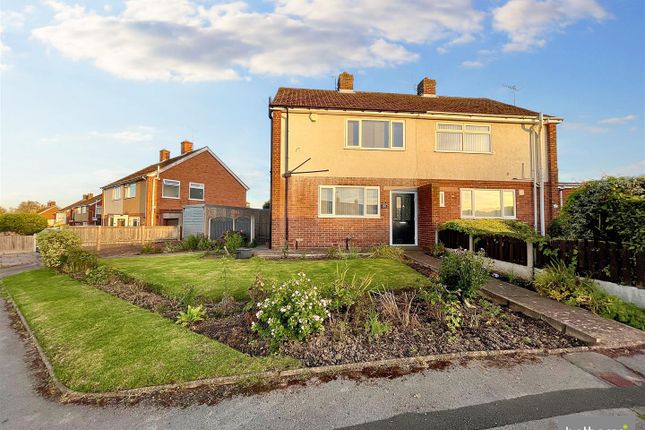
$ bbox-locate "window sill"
[460,216,517,220]
[161,196,180,200]
[435,150,493,154]
[344,146,405,151]
[188,198,205,201]
[318,214,381,219]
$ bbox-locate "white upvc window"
[189,182,205,200]
[162,179,180,199]
[124,183,136,198]
[460,189,516,219]
[346,119,405,150]
[129,216,141,227]
[318,186,380,218]
[436,123,492,153]
[112,187,121,200]
[81,206,87,214]
[439,191,445,208]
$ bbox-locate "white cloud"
[604,160,645,177]
[561,122,608,134]
[38,126,156,145]
[89,129,154,143]
[32,0,484,82]
[599,114,637,125]
[461,60,483,68]
[493,0,608,52]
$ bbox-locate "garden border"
[5,290,640,404]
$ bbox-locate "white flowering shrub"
[251,272,330,344]
[37,229,82,269]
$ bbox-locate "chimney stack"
[82,193,93,201]
[180,140,193,154]
[337,72,354,92]
[160,149,170,162]
[47,200,56,207]
[417,77,437,97]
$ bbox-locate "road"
[1,271,643,429]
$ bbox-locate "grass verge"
[1,269,298,393]
[106,254,430,301]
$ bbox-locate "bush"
[37,229,82,269]
[63,248,98,274]
[364,310,392,338]
[0,213,48,235]
[534,261,644,330]
[369,244,404,260]
[85,266,120,286]
[176,304,207,328]
[214,231,246,255]
[439,219,537,241]
[554,176,645,252]
[320,266,374,312]
[439,250,492,302]
[252,273,330,344]
[182,234,214,251]
[425,242,446,257]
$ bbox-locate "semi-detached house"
[269,72,561,249]
[101,141,248,227]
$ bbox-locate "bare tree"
[14,200,45,214]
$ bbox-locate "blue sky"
[1,0,643,209]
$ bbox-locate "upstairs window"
[346,119,404,149]
[460,189,515,219]
[319,186,380,218]
[436,123,491,153]
[162,179,180,199]
[125,183,136,198]
[112,187,121,200]
[189,182,205,200]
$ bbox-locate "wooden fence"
[438,229,644,287]
[0,235,36,254]
[535,239,644,287]
[66,226,180,250]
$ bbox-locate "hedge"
[439,219,538,241]
[0,213,48,235]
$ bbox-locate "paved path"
[0,252,39,270]
[405,250,645,348]
[0,297,643,430]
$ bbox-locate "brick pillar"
[545,123,559,223]
[417,183,433,247]
[270,110,284,249]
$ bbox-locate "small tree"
[0,213,48,235]
[14,200,46,214]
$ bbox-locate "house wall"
[155,150,247,224]
[281,110,547,181]
[270,109,557,249]
[102,186,124,218]
[122,180,147,218]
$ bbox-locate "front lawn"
[106,254,430,301]
[0,269,297,393]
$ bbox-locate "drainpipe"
[538,113,546,236]
[283,107,290,249]
[532,130,538,233]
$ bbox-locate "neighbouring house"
[55,194,102,226]
[269,72,562,249]
[38,201,59,226]
[101,141,248,227]
[558,182,581,207]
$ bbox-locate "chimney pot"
[180,140,194,154]
[337,72,354,92]
[417,77,437,97]
[47,200,56,207]
[159,149,170,162]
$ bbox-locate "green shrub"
[63,248,98,274]
[555,176,645,252]
[364,310,392,338]
[251,273,330,344]
[182,235,214,251]
[439,219,537,241]
[85,266,120,286]
[325,246,341,259]
[439,250,492,302]
[176,304,207,327]
[426,242,446,257]
[369,244,404,260]
[534,260,644,330]
[141,243,162,254]
[320,266,374,312]
[37,229,82,269]
[217,231,245,254]
[0,213,48,235]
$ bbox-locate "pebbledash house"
[268,72,562,249]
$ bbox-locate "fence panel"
[0,235,35,253]
[65,226,179,249]
[474,235,528,266]
[438,229,470,250]
[535,239,644,287]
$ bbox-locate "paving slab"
[614,354,645,377]
[405,251,645,349]
[563,352,644,387]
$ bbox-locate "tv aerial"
[503,84,520,105]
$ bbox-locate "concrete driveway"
[0,290,643,429]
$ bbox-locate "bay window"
[319,186,380,217]
[437,123,491,153]
[460,189,516,219]
[346,119,404,149]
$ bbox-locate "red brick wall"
[545,124,559,222]
[270,111,285,248]
[271,176,536,249]
[156,150,247,224]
